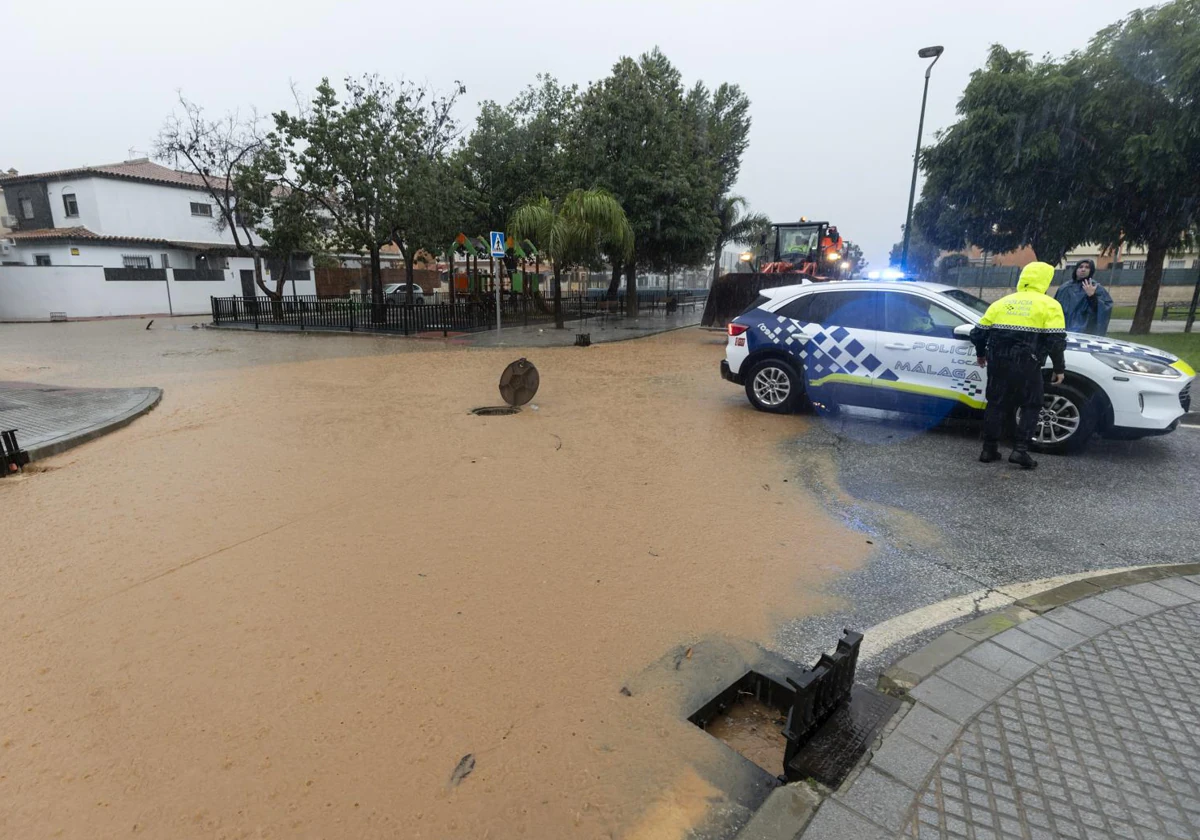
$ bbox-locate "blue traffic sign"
[490,231,506,258]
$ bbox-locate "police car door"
[784,290,885,409]
[876,291,984,414]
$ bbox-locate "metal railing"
[211,291,708,335]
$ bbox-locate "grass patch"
[1109,331,1200,369]
[1112,305,1136,320]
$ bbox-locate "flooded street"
[0,319,864,839]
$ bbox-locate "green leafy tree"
[844,242,868,278]
[914,46,1094,266]
[890,225,940,279]
[233,148,326,299]
[509,189,633,328]
[712,195,770,282]
[572,49,731,314]
[1082,0,1200,333]
[272,75,464,306]
[456,75,577,234]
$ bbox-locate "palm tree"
[510,189,634,329]
[713,195,772,282]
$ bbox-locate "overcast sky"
[6,0,1145,268]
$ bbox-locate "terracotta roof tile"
[0,159,225,192]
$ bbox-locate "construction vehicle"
[757,220,847,280]
[702,219,851,327]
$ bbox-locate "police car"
[720,280,1195,454]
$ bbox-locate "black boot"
[1009,448,1038,469]
[979,443,1002,463]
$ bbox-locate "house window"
[20,198,34,220]
[34,254,51,266]
[190,202,213,217]
[122,256,153,269]
[1168,259,1186,269]
[63,193,79,217]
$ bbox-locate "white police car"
[720,281,1195,454]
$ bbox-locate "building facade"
[0,159,314,319]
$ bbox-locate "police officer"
[970,262,1067,469]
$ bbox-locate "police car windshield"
[941,289,989,316]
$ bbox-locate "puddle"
[703,696,788,777]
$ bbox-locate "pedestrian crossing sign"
[490,231,506,258]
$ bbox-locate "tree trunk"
[448,249,457,305]
[404,251,416,304]
[1185,258,1200,334]
[1130,242,1168,335]
[253,252,283,301]
[553,263,564,330]
[624,259,638,317]
[607,260,622,301]
[712,244,723,285]
[369,245,384,324]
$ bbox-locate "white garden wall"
[0,265,316,321]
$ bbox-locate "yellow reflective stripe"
[808,373,872,388]
[1171,359,1196,377]
[872,379,987,409]
[807,373,987,409]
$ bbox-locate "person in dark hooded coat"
[1055,259,1113,335]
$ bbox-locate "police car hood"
[1065,333,1180,365]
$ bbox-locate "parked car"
[720,280,1195,454]
[383,283,425,305]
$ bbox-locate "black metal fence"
[211,291,707,335]
[944,265,1199,289]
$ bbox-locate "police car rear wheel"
[1023,383,1098,455]
[745,360,802,414]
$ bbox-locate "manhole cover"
[499,358,539,407]
[471,406,521,416]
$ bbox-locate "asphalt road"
[772,407,1200,678]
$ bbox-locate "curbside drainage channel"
[738,562,1200,840]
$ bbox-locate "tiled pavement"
[0,381,162,459]
[797,575,1200,840]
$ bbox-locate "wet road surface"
[770,407,1200,677]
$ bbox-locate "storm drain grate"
[471,406,520,416]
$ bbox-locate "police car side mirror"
[953,324,973,338]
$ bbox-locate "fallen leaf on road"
[449,754,475,787]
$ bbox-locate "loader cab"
[766,221,828,269]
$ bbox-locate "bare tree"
[155,95,273,296]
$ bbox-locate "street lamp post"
[901,45,945,273]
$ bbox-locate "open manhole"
[471,406,520,416]
[472,358,539,416]
[688,671,793,777]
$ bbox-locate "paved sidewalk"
[800,572,1200,840]
[0,381,162,459]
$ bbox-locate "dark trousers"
[982,358,1043,450]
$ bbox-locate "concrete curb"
[25,387,163,461]
[773,563,1200,840]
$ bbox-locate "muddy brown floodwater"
[0,320,865,839]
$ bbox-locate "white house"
[0,158,314,320]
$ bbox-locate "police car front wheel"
[745,360,803,414]
[1020,382,1099,455]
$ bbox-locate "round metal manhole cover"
[471,406,521,416]
[499,358,539,407]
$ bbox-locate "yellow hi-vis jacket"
[970,262,1068,373]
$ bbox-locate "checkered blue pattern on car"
[758,315,882,382]
[1066,335,1176,364]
